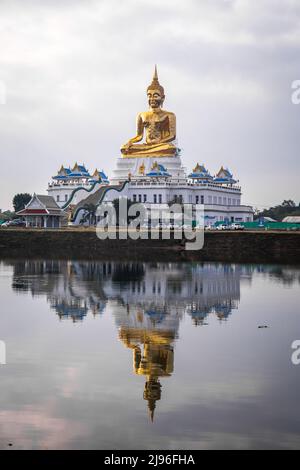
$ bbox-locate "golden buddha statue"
[121,66,177,158]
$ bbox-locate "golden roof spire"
[148,399,156,423]
[144,377,161,423]
[147,65,164,95]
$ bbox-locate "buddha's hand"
[121,141,133,153]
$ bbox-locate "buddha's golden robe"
[121,110,177,157]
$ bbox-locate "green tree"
[282,200,296,207]
[13,193,32,213]
[0,210,14,221]
[256,200,300,221]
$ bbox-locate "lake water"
[0,259,299,450]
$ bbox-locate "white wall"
[47,182,106,208]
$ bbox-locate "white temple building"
[45,157,253,226]
[43,67,254,227]
[47,163,109,209]
[106,157,253,225]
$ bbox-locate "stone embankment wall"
[0,229,299,264]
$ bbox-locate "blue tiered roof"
[146,163,171,178]
[214,166,237,185]
[52,163,109,184]
[145,309,166,324]
[53,165,72,180]
[215,303,233,320]
[88,169,109,184]
[188,163,213,182]
[54,303,88,322]
[53,163,90,180]
[68,163,91,178]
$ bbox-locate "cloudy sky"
[0,0,299,210]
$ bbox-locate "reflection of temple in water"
[10,260,247,418]
[11,260,108,322]
[109,262,247,420]
[10,260,249,324]
[8,259,299,419]
[109,263,244,326]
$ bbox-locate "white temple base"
[110,155,187,184]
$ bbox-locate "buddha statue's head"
[147,66,165,109]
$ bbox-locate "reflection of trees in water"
[266,267,300,286]
[248,264,300,286]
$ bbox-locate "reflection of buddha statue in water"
[121,66,177,158]
[119,327,174,421]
